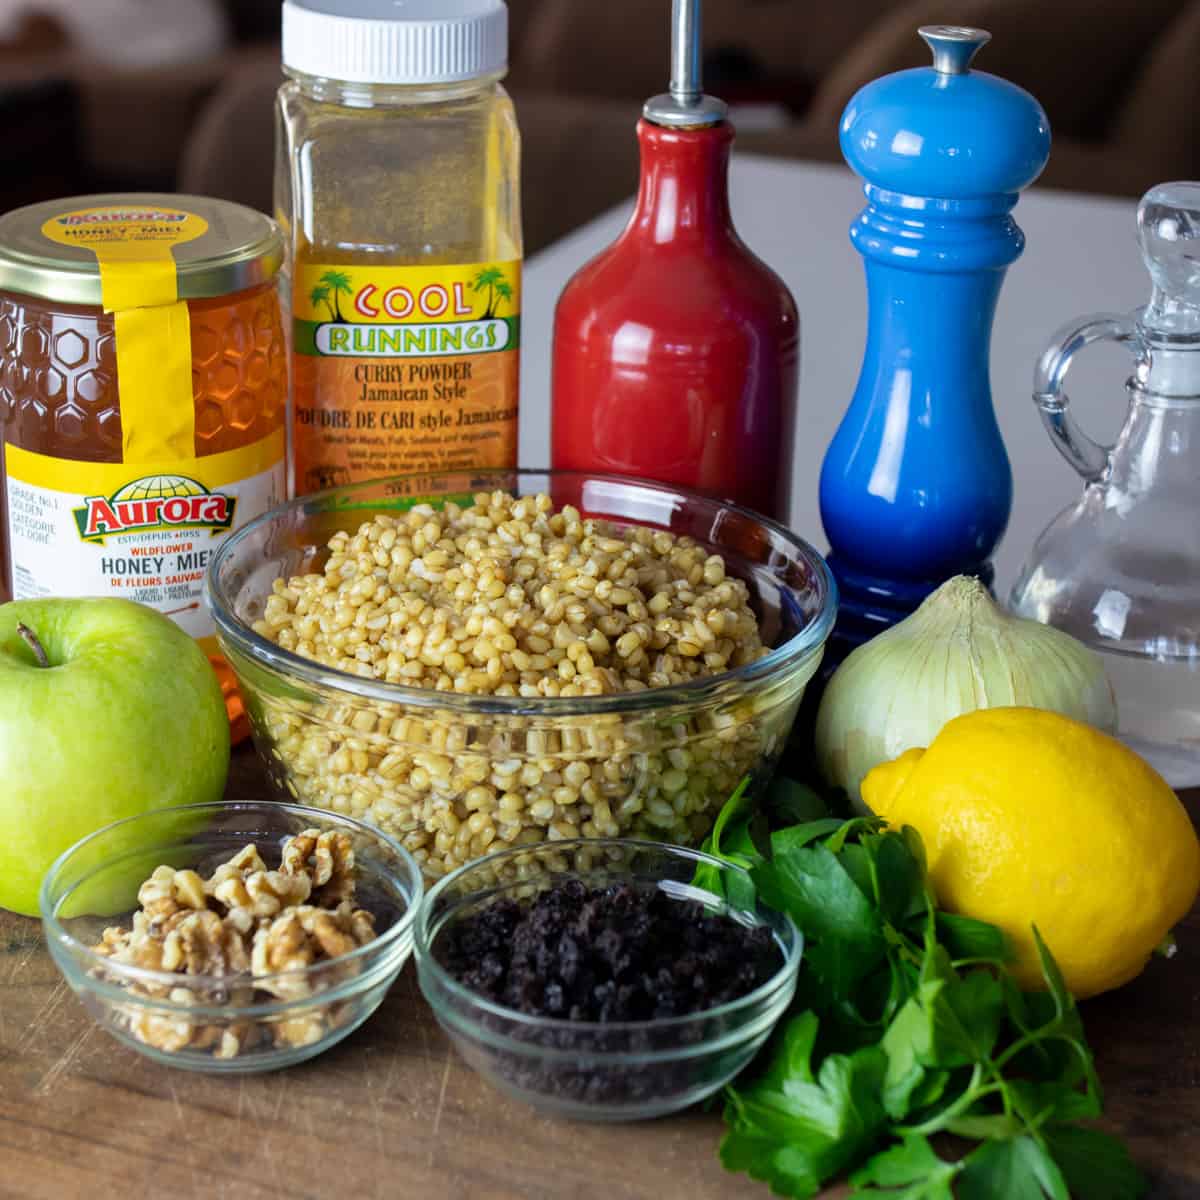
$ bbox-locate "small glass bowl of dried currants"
[414,837,802,1121]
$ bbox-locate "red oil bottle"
[550,0,798,521]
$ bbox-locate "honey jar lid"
[0,193,283,307]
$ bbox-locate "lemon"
[861,706,1200,998]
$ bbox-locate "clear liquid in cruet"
[1010,182,1200,780]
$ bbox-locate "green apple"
[0,597,230,916]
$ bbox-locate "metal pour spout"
[643,0,727,128]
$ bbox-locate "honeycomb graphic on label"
[0,286,286,460]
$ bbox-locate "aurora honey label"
[73,474,235,542]
[4,436,284,641]
[291,261,520,495]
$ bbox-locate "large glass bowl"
[207,470,836,878]
[39,801,423,1074]
[414,838,802,1121]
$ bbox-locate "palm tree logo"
[472,266,513,320]
[309,283,333,320]
[314,270,352,322]
[493,279,513,317]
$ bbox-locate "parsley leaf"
[1042,1126,1148,1200]
[956,1135,1069,1200]
[754,841,887,1001]
[879,996,949,1119]
[935,913,1012,964]
[864,830,929,928]
[768,775,835,825]
[849,1135,961,1197]
[721,1012,889,1198]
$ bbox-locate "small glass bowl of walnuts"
[39,801,423,1073]
[207,470,836,881]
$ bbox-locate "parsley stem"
[981,1054,1016,1121]
[894,1065,999,1136]
[992,1025,1084,1074]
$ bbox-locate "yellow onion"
[815,576,1117,811]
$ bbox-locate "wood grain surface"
[1,746,1196,1200]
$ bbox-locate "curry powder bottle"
[276,0,522,497]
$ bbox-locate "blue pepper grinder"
[819,26,1051,657]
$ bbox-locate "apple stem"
[15,622,49,669]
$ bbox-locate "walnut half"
[280,829,357,907]
[251,902,376,1002]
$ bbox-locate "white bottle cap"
[282,0,508,86]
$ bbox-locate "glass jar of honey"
[0,194,286,732]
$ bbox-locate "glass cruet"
[1010,182,1200,780]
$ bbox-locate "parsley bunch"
[698,781,1147,1199]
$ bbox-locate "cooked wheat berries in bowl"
[207,470,836,878]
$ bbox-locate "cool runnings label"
[4,433,284,641]
[291,260,520,495]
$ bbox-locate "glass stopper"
[1138,182,1200,334]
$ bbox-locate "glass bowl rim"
[38,799,425,1001]
[414,835,803,1036]
[205,467,838,717]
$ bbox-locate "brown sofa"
[6,0,1199,253]
[735,0,1200,200]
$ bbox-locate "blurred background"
[1,0,1196,254]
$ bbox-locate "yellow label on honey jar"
[5,433,285,640]
[291,260,520,495]
[41,203,211,463]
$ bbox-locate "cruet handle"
[1033,312,1139,482]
